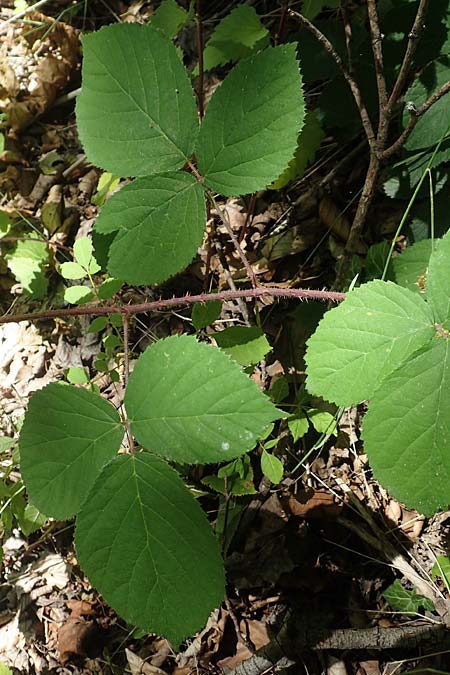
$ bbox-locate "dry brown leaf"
[0,13,79,131]
[287,489,342,519]
[58,618,93,664]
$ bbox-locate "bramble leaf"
[305,280,435,406]
[199,4,269,72]
[196,45,305,196]
[20,383,123,519]
[124,335,285,464]
[94,173,206,285]
[75,453,225,644]
[362,338,450,515]
[214,326,271,365]
[192,300,222,330]
[76,24,198,177]
[426,231,450,328]
[150,0,189,38]
[270,111,324,189]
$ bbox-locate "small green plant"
[305,232,450,516]
[17,20,303,644]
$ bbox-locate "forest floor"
[1,1,450,674]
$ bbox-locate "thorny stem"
[195,0,204,120]
[0,287,345,325]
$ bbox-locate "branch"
[0,287,345,325]
[382,79,450,161]
[367,0,388,143]
[208,193,258,289]
[288,9,376,149]
[387,0,430,110]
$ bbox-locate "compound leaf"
[94,173,206,285]
[20,383,123,519]
[426,231,450,328]
[196,45,305,196]
[125,334,284,464]
[305,280,435,406]
[362,338,450,516]
[75,453,225,645]
[76,24,198,177]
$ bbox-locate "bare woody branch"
[288,9,376,149]
[382,79,450,160]
[387,0,430,110]
[367,0,388,143]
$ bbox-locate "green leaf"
[0,436,14,453]
[196,45,305,196]
[383,579,432,613]
[301,0,340,20]
[97,278,123,300]
[94,173,206,285]
[76,24,198,177]
[200,4,269,72]
[288,412,310,441]
[64,285,93,305]
[75,452,225,645]
[20,382,123,519]
[393,239,432,294]
[270,111,324,189]
[66,367,90,384]
[261,449,283,484]
[308,409,337,435]
[17,503,47,536]
[60,262,86,280]
[0,664,12,675]
[5,238,48,298]
[404,59,450,154]
[203,455,256,496]
[214,326,271,366]
[125,334,285,464]
[73,237,100,273]
[92,172,120,207]
[88,316,108,333]
[305,280,435,406]
[426,231,450,327]
[362,338,450,515]
[192,300,222,330]
[432,555,450,587]
[365,241,394,282]
[151,0,189,38]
